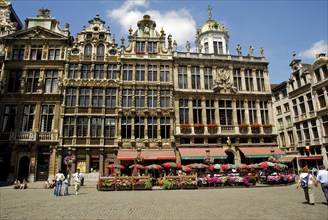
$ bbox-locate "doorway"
[18,156,30,182]
[225,151,235,164]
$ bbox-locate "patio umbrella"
[106,164,125,169]
[235,164,247,169]
[188,163,208,169]
[275,163,287,169]
[146,164,163,170]
[129,164,145,169]
[162,162,182,169]
[209,164,222,170]
[259,161,275,168]
[221,164,233,170]
[247,164,260,169]
[181,165,192,172]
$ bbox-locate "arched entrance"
[225,151,235,164]
[18,156,30,181]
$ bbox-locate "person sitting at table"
[20,179,28,189]
[13,179,20,189]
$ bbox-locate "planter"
[99,186,115,191]
[181,128,191,134]
[182,184,198,189]
[170,186,181,190]
[208,127,218,134]
[133,185,152,190]
[116,186,132,191]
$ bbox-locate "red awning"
[239,147,285,158]
[117,149,176,161]
[298,156,323,161]
[179,148,227,160]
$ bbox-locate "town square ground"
[0,181,327,220]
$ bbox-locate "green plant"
[144,181,153,189]
[163,180,174,190]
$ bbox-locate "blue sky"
[9,0,328,84]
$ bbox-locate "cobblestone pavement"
[1,181,327,220]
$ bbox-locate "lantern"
[305,146,310,153]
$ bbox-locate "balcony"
[0,131,59,142]
[221,126,234,133]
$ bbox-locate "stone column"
[86,148,90,173]
[71,148,76,173]
[252,69,258,91]
[267,100,274,125]
[323,87,328,107]
[173,64,179,90]
[99,148,104,176]
[240,68,246,91]
[56,147,62,172]
[199,65,204,90]
[232,99,237,130]
[187,65,192,90]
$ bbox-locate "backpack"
[300,173,310,188]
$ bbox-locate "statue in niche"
[248,46,253,56]
[144,24,150,36]
[260,47,264,57]
[173,40,177,51]
[186,41,190,52]
[212,68,237,94]
[198,42,203,53]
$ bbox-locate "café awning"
[298,156,323,161]
[278,156,296,163]
[179,148,227,160]
[117,149,176,161]
[239,147,285,158]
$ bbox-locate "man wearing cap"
[316,165,328,204]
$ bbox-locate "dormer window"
[213,41,223,54]
[136,41,145,53]
[99,34,105,40]
[13,46,24,60]
[48,45,60,60]
[84,44,92,60]
[71,48,79,55]
[86,34,92,40]
[204,42,209,53]
[96,44,104,61]
[148,42,157,53]
[93,27,99,32]
[30,45,43,60]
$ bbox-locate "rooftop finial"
[207,5,213,19]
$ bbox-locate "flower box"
[181,184,198,189]
[194,124,205,128]
[207,123,218,128]
[239,123,249,128]
[116,186,132,191]
[250,124,261,129]
[99,185,115,191]
[180,124,191,128]
[262,124,273,128]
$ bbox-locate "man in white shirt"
[73,169,83,195]
[316,165,328,204]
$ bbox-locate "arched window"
[96,44,104,61]
[84,44,92,60]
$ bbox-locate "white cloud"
[299,40,328,59]
[106,0,196,51]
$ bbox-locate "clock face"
[71,48,79,54]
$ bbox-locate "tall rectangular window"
[292,99,299,116]
[178,66,188,89]
[123,64,133,81]
[135,117,145,139]
[7,69,21,93]
[107,64,117,79]
[45,70,58,93]
[12,46,24,60]
[160,65,170,82]
[260,101,269,124]
[77,117,88,137]
[136,64,145,81]
[317,90,326,109]
[288,131,294,145]
[193,99,202,124]
[92,88,103,107]
[2,105,17,132]
[22,105,36,131]
[104,117,115,137]
[299,96,306,114]
[122,89,132,108]
[206,100,215,124]
[79,88,90,107]
[148,65,157,81]
[48,45,60,60]
[311,120,319,139]
[306,93,314,112]
[136,41,145,53]
[191,66,200,89]
[68,64,78,79]
[296,124,302,142]
[160,117,170,139]
[81,64,91,79]
[65,88,77,107]
[94,64,104,79]
[26,70,39,93]
[63,117,75,137]
[30,45,42,60]
[233,68,242,91]
[160,90,170,108]
[248,101,257,124]
[204,42,209,53]
[148,90,157,108]
[135,90,145,108]
[286,116,292,127]
[148,117,157,138]
[219,100,232,125]
[90,117,102,137]
[40,105,54,132]
[284,103,290,112]
[105,88,116,108]
[236,100,245,124]
[121,116,131,139]
[322,116,328,136]
[256,70,265,91]
[179,99,189,124]
[303,122,310,140]
[213,41,223,54]
[148,42,157,53]
[244,69,254,91]
[204,67,213,90]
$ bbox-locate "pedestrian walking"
[297,166,318,205]
[63,174,69,196]
[54,170,65,196]
[73,169,83,195]
[316,165,328,204]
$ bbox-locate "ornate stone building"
[0,3,284,182]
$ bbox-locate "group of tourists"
[13,179,28,189]
[52,169,84,196]
[297,165,328,206]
